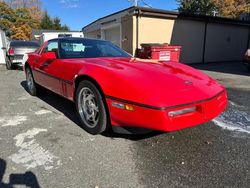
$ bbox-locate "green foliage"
[213,0,250,18]
[0,2,14,36]
[53,17,62,30]
[40,11,69,31]
[0,1,70,40]
[177,0,250,18]
[177,0,216,15]
[40,11,54,29]
[61,24,70,31]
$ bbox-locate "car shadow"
[20,81,164,140]
[0,158,40,188]
[191,61,250,76]
[102,130,164,141]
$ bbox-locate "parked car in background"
[24,37,227,135]
[6,40,40,70]
[244,49,250,71]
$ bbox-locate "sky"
[42,0,178,31]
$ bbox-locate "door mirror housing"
[42,51,57,60]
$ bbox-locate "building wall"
[205,23,249,62]
[137,16,175,51]
[134,17,249,63]
[170,19,206,63]
[84,30,101,39]
[83,12,250,64]
[133,17,206,63]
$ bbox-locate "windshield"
[60,39,131,59]
[10,41,40,48]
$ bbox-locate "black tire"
[25,67,37,96]
[6,59,13,70]
[75,80,108,135]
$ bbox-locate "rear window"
[10,41,40,48]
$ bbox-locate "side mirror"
[42,51,57,60]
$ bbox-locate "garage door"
[103,26,121,47]
[205,23,249,62]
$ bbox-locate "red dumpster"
[138,43,182,62]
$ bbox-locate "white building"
[32,29,84,44]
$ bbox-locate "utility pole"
[128,0,138,7]
[134,0,138,6]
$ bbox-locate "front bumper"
[106,90,227,132]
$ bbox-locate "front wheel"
[75,80,108,135]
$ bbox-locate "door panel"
[32,40,63,95]
[39,59,62,94]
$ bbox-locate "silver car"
[6,40,40,70]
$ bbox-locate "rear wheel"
[76,80,108,135]
[6,59,13,70]
[25,67,37,96]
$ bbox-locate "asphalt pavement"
[0,61,249,188]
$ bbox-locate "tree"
[3,0,43,20]
[53,17,62,30]
[11,23,32,40]
[1,0,42,39]
[61,24,70,31]
[177,0,216,15]
[11,8,39,40]
[0,2,15,36]
[213,0,250,18]
[40,11,53,29]
[40,12,70,31]
[4,0,42,9]
[0,0,70,40]
[0,1,40,40]
[177,0,250,18]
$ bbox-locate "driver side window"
[42,41,59,57]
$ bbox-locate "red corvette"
[24,38,227,134]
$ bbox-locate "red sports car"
[24,38,227,134]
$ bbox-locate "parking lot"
[0,62,249,188]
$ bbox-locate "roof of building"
[32,29,82,36]
[82,6,250,31]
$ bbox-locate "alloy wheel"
[78,87,100,128]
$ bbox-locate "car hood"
[78,57,225,108]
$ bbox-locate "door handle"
[39,59,54,69]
